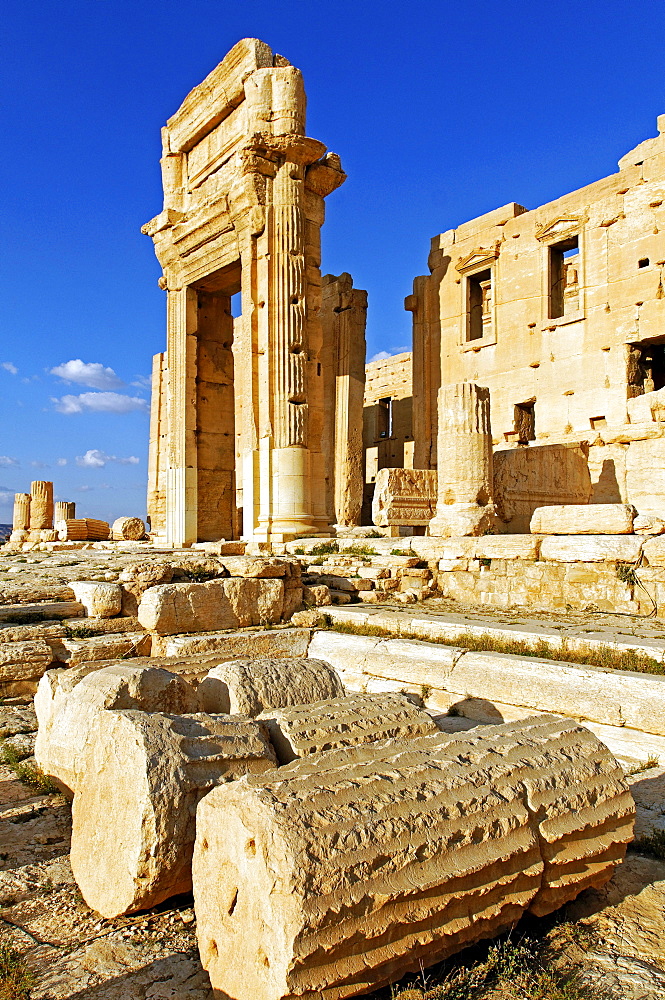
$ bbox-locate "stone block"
[0,640,53,682]
[197,657,344,717]
[220,556,289,578]
[471,535,541,560]
[48,632,151,666]
[259,692,439,763]
[34,663,199,795]
[71,710,276,918]
[192,716,633,1000]
[530,504,635,535]
[0,601,85,624]
[151,627,312,660]
[69,582,122,618]
[643,536,665,566]
[372,468,437,527]
[137,578,285,635]
[539,535,643,563]
[302,584,332,606]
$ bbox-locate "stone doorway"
[192,262,242,541]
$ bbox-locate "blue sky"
[2,0,664,523]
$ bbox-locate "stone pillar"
[165,287,198,548]
[147,351,167,538]
[12,493,30,531]
[55,501,75,521]
[263,160,315,542]
[320,273,367,527]
[29,481,54,530]
[428,383,495,537]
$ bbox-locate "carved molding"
[456,245,500,274]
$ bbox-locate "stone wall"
[362,352,413,522]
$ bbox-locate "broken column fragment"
[372,468,437,529]
[29,480,54,531]
[54,501,75,521]
[193,716,634,1000]
[10,492,31,542]
[429,383,495,537]
[259,692,439,763]
[111,516,146,540]
[70,710,277,918]
[197,657,344,717]
[34,663,199,795]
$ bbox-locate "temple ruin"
[144,39,355,547]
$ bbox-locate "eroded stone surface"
[138,578,285,635]
[71,710,276,917]
[34,664,199,794]
[259,691,439,762]
[197,656,344,717]
[531,503,635,535]
[193,715,633,1000]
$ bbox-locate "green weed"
[0,942,34,1000]
[0,742,58,795]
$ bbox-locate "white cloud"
[56,458,68,466]
[50,359,124,390]
[30,460,49,468]
[131,375,152,390]
[53,392,149,415]
[0,490,13,503]
[368,346,411,364]
[368,351,392,362]
[0,456,19,467]
[76,449,140,468]
[2,362,18,375]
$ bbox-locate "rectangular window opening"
[549,236,579,319]
[514,401,536,444]
[377,397,393,439]
[467,268,492,341]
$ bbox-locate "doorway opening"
[192,262,242,541]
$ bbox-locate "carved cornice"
[535,216,584,244]
[455,245,500,274]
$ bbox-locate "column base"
[428,503,495,538]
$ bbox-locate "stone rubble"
[197,657,344,717]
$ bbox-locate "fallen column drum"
[192,715,635,1000]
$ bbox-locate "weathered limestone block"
[471,535,541,560]
[539,535,643,563]
[34,663,199,795]
[138,578,285,635]
[12,493,30,531]
[530,503,635,535]
[429,383,494,537]
[259,692,439,763]
[111,516,146,541]
[303,583,332,606]
[626,437,665,519]
[219,557,289,578]
[54,501,75,521]
[193,715,633,1000]
[372,469,437,527]
[151,627,312,660]
[0,640,53,682]
[634,512,665,535]
[29,481,54,530]
[71,710,276,918]
[48,632,151,666]
[197,657,344,717]
[118,560,173,615]
[493,443,593,534]
[0,600,84,624]
[69,582,122,618]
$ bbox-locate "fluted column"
[12,493,30,531]
[165,287,198,547]
[55,501,75,521]
[267,160,316,540]
[29,481,54,530]
[429,383,495,537]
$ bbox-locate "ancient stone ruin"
[5,34,665,1000]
